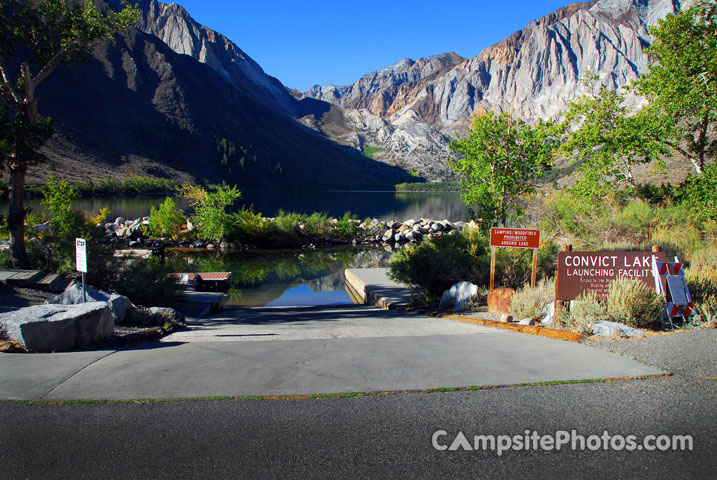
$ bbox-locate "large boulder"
[0,302,114,352]
[487,288,516,314]
[593,321,645,337]
[49,284,132,324]
[439,282,479,311]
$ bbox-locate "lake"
[6,190,470,222]
[170,246,393,308]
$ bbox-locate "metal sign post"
[75,238,88,302]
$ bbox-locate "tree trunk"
[8,163,30,269]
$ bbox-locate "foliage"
[686,245,717,321]
[335,212,359,238]
[684,162,717,222]
[108,257,181,308]
[565,291,608,335]
[182,184,241,243]
[509,278,555,321]
[449,112,557,230]
[362,145,382,159]
[0,0,140,268]
[41,176,82,236]
[561,77,666,203]
[394,182,461,192]
[607,277,664,329]
[388,231,489,305]
[635,0,717,175]
[146,197,186,238]
[74,176,178,196]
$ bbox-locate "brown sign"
[556,251,666,300]
[490,228,541,249]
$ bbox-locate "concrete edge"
[437,314,586,343]
[2,373,671,404]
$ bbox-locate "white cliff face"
[137,0,296,114]
[301,0,690,179]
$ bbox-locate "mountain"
[303,0,692,179]
[30,0,413,190]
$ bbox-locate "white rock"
[592,321,645,337]
[0,302,114,352]
[49,284,132,324]
[438,282,478,311]
[519,318,536,326]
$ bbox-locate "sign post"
[75,238,88,303]
[489,227,541,290]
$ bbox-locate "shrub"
[686,245,717,321]
[147,197,186,238]
[42,176,83,236]
[509,278,555,320]
[109,257,181,308]
[182,184,241,244]
[388,232,489,305]
[565,291,609,335]
[335,212,359,238]
[607,277,664,328]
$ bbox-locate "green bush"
[42,176,83,236]
[607,277,664,329]
[565,291,609,335]
[147,197,186,238]
[107,257,181,308]
[388,232,489,305]
[509,278,555,320]
[182,184,241,244]
[686,245,717,320]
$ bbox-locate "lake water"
[6,190,470,222]
[169,246,392,308]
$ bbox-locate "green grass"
[362,145,382,159]
[1,375,669,405]
[395,182,461,192]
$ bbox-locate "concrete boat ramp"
[0,269,664,401]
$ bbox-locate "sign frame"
[489,227,541,290]
[75,237,88,303]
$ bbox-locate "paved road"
[1,311,714,478]
[1,305,663,400]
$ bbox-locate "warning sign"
[490,228,541,249]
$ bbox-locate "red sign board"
[556,251,666,300]
[490,228,541,249]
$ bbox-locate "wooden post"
[652,245,661,253]
[531,248,539,288]
[554,244,572,329]
[490,246,496,291]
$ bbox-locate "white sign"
[75,238,87,273]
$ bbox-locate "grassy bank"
[395,182,460,192]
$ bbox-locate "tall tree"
[0,0,139,268]
[635,0,717,175]
[561,78,666,203]
[448,111,556,230]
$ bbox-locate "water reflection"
[3,190,469,222]
[169,246,392,307]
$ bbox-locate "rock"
[404,219,417,227]
[49,284,132,325]
[430,223,443,232]
[393,233,405,242]
[519,317,536,326]
[128,240,140,248]
[500,314,514,323]
[0,302,114,352]
[382,229,395,241]
[466,220,480,229]
[439,282,478,311]
[398,224,410,234]
[115,228,126,238]
[186,219,194,231]
[114,217,125,225]
[487,288,516,314]
[592,321,645,337]
[541,302,555,326]
[206,243,216,249]
[453,221,465,230]
[405,231,422,243]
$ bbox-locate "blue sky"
[173,0,572,90]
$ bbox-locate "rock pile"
[355,218,468,246]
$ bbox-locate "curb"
[437,313,585,343]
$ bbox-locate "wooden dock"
[0,270,70,292]
[344,268,414,310]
